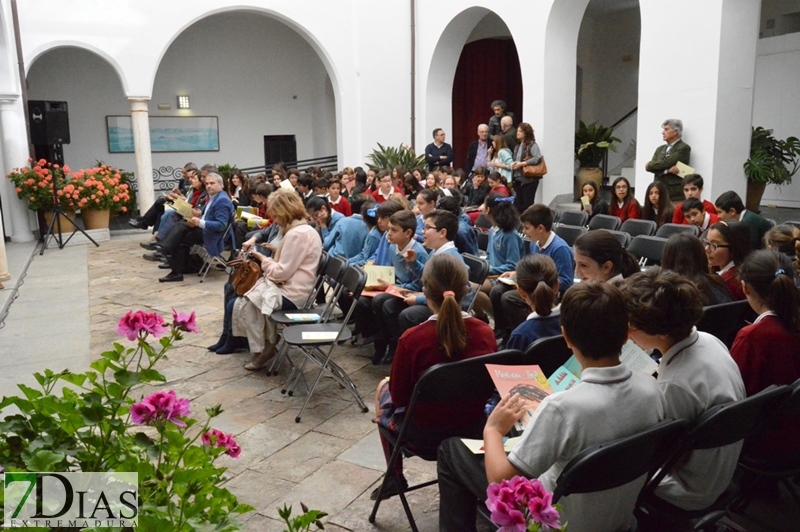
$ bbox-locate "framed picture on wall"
[106,116,220,153]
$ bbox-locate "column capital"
[129,99,150,112]
[0,93,21,105]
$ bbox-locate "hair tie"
[775,269,786,278]
[443,290,455,298]
[495,197,514,203]
[366,207,377,217]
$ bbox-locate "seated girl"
[480,193,525,293]
[506,254,562,351]
[414,189,438,242]
[579,180,608,222]
[608,177,641,223]
[372,254,497,500]
[731,250,800,460]
[642,181,674,228]
[487,171,511,197]
[573,230,640,283]
[704,220,751,300]
[662,233,733,306]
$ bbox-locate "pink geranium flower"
[116,310,168,341]
[130,402,156,425]
[486,476,563,531]
[202,429,241,458]
[131,390,190,427]
[171,308,199,333]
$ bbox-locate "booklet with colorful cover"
[485,364,553,431]
[547,366,581,392]
[561,339,657,379]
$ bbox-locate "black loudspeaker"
[28,100,70,145]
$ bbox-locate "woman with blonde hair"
[229,189,322,370]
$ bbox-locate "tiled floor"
[1,230,799,531]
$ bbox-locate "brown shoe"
[244,344,276,371]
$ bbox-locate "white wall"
[753,32,800,206]
[25,12,336,173]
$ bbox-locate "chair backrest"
[645,385,792,493]
[463,253,490,313]
[559,210,589,227]
[626,235,667,266]
[765,218,777,228]
[553,419,689,502]
[300,251,330,308]
[588,214,621,231]
[620,218,657,238]
[599,228,631,248]
[553,224,588,247]
[786,221,800,231]
[655,223,699,239]
[696,300,755,349]
[551,208,561,225]
[523,335,573,377]
[474,227,490,252]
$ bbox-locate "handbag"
[523,156,547,179]
[227,255,263,297]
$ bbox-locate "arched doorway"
[152,10,337,170]
[451,12,522,172]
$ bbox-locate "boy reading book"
[437,282,667,532]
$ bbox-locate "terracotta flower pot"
[82,209,111,230]
[745,181,766,214]
[576,167,604,201]
[42,210,77,236]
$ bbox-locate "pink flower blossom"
[130,402,156,425]
[116,310,169,341]
[171,308,199,333]
[486,476,562,531]
[202,429,241,458]
[490,499,527,532]
[131,390,190,427]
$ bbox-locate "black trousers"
[437,437,490,532]
[489,282,530,335]
[514,179,539,214]
[140,196,167,230]
[167,226,203,275]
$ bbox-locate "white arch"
[26,41,128,95]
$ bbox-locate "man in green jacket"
[645,119,691,202]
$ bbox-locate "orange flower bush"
[70,163,131,213]
[5,158,74,211]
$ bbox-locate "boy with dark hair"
[437,283,667,531]
[297,175,314,205]
[491,204,575,342]
[621,268,744,512]
[437,191,479,255]
[681,197,719,232]
[672,174,717,225]
[714,190,772,249]
[357,210,429,364]
[306,196,367,259]
[327,179,352,216]
[312,178,329,196]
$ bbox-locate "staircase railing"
[607,107,638,176]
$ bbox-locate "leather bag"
[523,156,547,179]
[227,256,263,297]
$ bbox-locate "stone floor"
[1,231,800,531]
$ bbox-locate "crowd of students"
[141,157,800,530]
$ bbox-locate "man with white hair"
[158,172,234,283]
[500,115,517,152]
[465,124,491,177]
[645,119,692,202]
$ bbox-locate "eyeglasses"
[615,185,628,190]
[423,224,439,232]
[701,239,730,252]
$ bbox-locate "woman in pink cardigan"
[237,189,322,370]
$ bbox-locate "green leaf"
[140,368,166,383]
[113,369,141,387]
[90,358,110,373]
[58,371,87,388]
[18,384,43,401]
[24,449,65,472]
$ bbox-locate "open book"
[364,264,395,287]
[171,197,194,219]
[562,339,658,379]
[485,364,553,431]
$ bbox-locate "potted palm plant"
[744,126,800,212]
[575,121,619,200]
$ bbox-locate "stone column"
[0,212,9,285]
[0,93,35,242]
[129,98,154,214]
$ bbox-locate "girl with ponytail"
[730,250,800,458]
[371,254,497,500]
[506,255,562,351]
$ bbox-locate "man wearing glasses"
[425,128,454,169]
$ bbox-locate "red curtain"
[451,38,523,172]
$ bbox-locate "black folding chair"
[627,235,668,266]
[551,208,561,224]
[696,300,756,349]
[620,218,657,238]
[474,226,489,253]
[558,210,588,227]
[463,253,490,314]
[279,266,369,422]
[553,224,588,247]
[599,228,631,248]
[368,349,526,532]
[656,223,699,239]
[588,214,622,231]
[194,213,237,282]
[523,334,573,376]
[735,378,800,511]
[637,386,792,531]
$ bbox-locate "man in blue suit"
[159,172,234,282]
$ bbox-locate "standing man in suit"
[645,119,691,202]
[425,128,454,169]
[501,116,517,153]
[159,172,234,282]
[465,124,490,178]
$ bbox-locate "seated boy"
[306,196,367,259]
[672,174,717,225]
[356,210,429,364]
[620,268,745,512]
[714,190,772,249]
[312,177,329,197]
[681,197,719,233]
[437,282,667,531]
[491,204,574,342]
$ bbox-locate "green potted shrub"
[366,143,427,173]
[743,126,800,212]
[575,121,620,200]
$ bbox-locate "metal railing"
[240,155,338,175]
[607,107,638,177]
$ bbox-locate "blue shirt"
[366,232,392,266]
[415,214,425,243]
[350,226,382,267]
[390,239,429,291]
[412,243,473,308]
[506,307,563,351]
[530,232,575,295]
[323,212,368,259]
[456,212,479,256]
[488,227,525,276]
